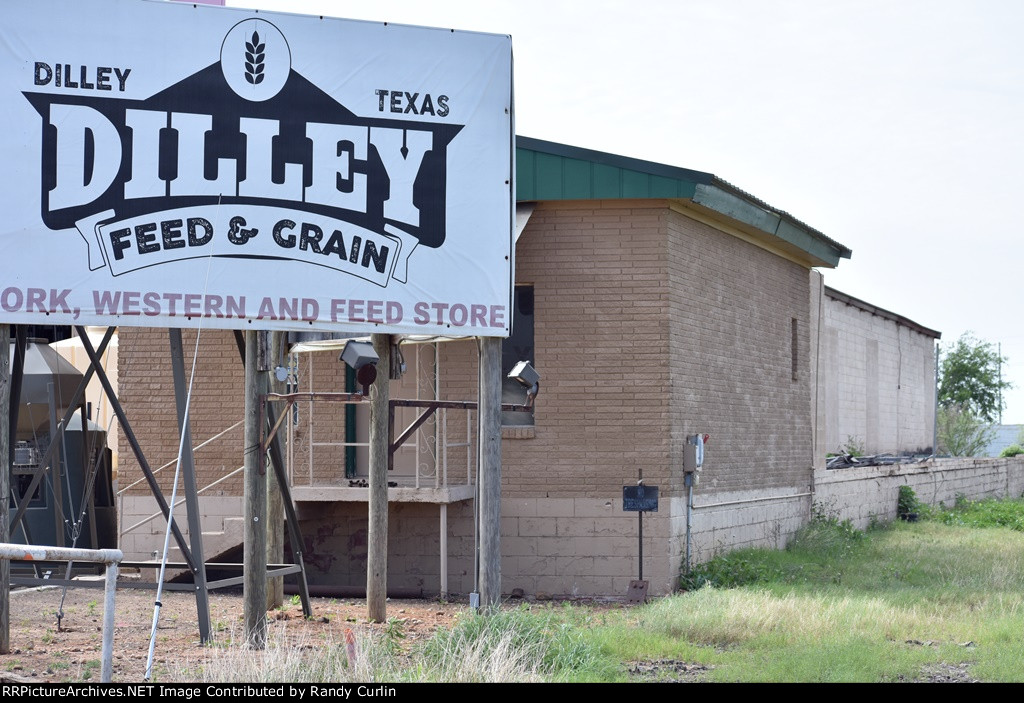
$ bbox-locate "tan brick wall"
[117,328,244,498]
[666,208,814,496]
[116,200,823,596]
[500,201,674,499]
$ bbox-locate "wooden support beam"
[243,330,267,648]
[266,331,284,610]
[477,336,502,611]
[367,334,391,623]
[1,324,10,653]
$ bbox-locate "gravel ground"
[2,581,463,682]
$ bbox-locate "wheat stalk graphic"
[244,30,265,85]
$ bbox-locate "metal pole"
[263,402,312,618]
[0,543,122,682]
[47,383,66,548]
[637,470,644,581]
[439,503,448,599]
[685,473,693,575]
[168,329,211,643]
[638,508,643,582]
[74,327,198,572]
[7,329,40,578]
[101,559,118,682]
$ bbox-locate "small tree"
[937,403,996,457]
[938,332,1011,423]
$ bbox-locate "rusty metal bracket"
[387,399,532,471]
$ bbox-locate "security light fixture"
[507,360,540,407]
[340,340,380,395]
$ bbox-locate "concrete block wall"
[671,485,813,576]
[293,501,475,595]
[809,273,938,457]
[118,494,244,561]
[814,456,1024,529]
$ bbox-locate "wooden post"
[477,336,502,610]
[1,324,10,653]
[266,331,284,610]
[367,333,390,622]
[243,330,267,648]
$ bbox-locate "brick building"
[117,137,853,596]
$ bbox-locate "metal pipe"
[117,421,243,496]
[692,492,812,510]
[1,542,122,683]
[685,473,693,575]
[440,503,448,599]
[101,559,118,682]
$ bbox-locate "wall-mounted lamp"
[507,360,540,408]
[339,340,380,395]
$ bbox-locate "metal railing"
[1,542,122,682]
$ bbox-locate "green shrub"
[679,551,781,590]
[897,485,921,519]
[999,444,1023,458]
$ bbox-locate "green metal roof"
[515,136,852,268]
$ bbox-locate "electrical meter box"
[683,434,704,472]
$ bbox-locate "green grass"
[177,497,1024,683]
[926,496,1024,531]
[588,501,1024,682]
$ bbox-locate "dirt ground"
[1,579,463,682]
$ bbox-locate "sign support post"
[478,336,502,611]
[367,334,391,622]
[623,472,658,603]
[243,330,267,648]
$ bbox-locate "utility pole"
[243,330,267,648]
[366,334,391,622]
[477,336,502,610]
[998,342,1003,425]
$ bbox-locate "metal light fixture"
[339,340,380,395]
[507,360,540,407]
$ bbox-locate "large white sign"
[0,0,513,336]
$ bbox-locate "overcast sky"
[225,0,1024,424]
